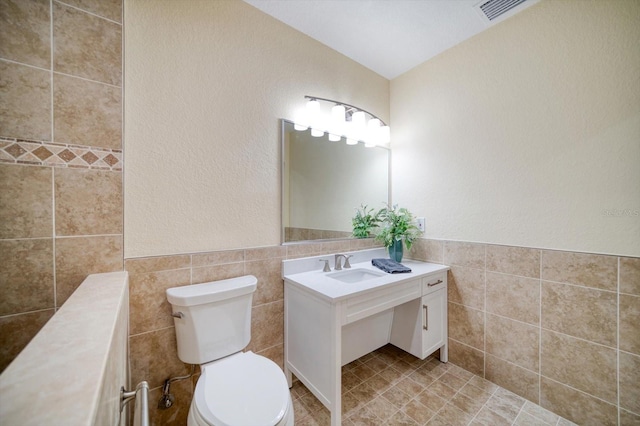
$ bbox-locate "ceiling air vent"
[474,0,539,26]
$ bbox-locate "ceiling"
[243,0,536,80]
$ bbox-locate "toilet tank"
[166,275,257,365]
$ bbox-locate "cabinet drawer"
[422,272,446,295]
[344,279,421,324]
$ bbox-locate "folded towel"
[371,258,412,274]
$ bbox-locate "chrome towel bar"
[121,381,149,426]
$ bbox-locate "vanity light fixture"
[295,95,390,147]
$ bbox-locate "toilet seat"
[193,352,291,426]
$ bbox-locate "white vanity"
[282,248,449,426]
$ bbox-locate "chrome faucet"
[334,254,353,270]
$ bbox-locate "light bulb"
[346,138,358,145]
[311,128,324,137]
[379,125,391,144]
[365,118,381,147]
[331,105,346,125]
[294,122,308,131]
[328,133,340,142]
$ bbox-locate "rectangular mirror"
[282,119,391,243]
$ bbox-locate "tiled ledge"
[0,272,129,425]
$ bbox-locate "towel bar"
[121,381,149,426]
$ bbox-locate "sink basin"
[327,268,386,283]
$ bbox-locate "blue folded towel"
[371,258,412,274]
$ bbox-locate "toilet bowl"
[166,275,294,426]
[188,352,293,426]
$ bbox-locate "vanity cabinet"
[283,252,449,426]
[390,272,448,361]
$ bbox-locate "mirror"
[282,119,390,243]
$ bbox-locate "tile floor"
[290,344,576,426]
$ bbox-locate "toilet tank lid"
[166,275,257,307]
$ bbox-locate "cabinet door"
[422,288,446,358]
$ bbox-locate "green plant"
[375,204,421,250]
[351,204,381,238]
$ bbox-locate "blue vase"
[388,239,404,262]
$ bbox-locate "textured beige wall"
[124,0,389,258]
[391,0,640,256]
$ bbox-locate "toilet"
[166,275,294,426]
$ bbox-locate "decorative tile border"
[0,136,122,171]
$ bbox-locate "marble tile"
[191,262,244,285]
[484,391,525,422]
[541,250,617,291]
[124,254,190,275]
[620,257,640,296]
[468,375,499,394]
[447,266,485,310]
[540,377,617,426]
[53,73,121,148]
[430,403,473,425]
[541,281,617,347]
[245,258,284,306]
[245,300,283,353]
[486,272,540,325]
[349,238,381,251]
[0,238,54,316]
[245,245,286,261]
[0,308,53,372]
[286,242,324,258]
[447,338,484,376]
[191,249,244,267]
[444,241,485,269]
[486,245,540,278]
[541,330,617,403]
[450,392,485,416]
[485,354,539,404]
[129,326,190,390]
[0,164,52,239]
[448,302,484,350]
[55,235,123,306]
[408,238,443,263]
[0,61,51,141]
[471,407,512,425]
[486,314,539,371]
[147,377,191,426]
[256,343,283,371]
[52,2,121,85]
[129,269,191,335]
[54,167,123,236]
[522,400,559,424]
[620,409,640,426]
[0,0,50,67]
[320,240,352,255]
[619,351,640,414]
[61,0,122,23]
[402,398,435,424]
[620,294,640,355]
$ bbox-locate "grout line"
[539,326,618,351]
[540,277,618,295]
[0,307,56,320]
[0,57,50,73]
[539,249,543,407]
[483,246,487,380]
[540,375,618,407]
[54,0,122,25]
[50,0,56,311]
[53,70,121,89]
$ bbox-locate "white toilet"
[166,275,294,426]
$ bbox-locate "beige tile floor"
[290,344,576,426]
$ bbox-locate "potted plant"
[351,204,381,238]
[375,204,421,262]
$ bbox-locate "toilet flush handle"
[171,312,184,319]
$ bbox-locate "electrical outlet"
[417,217,425,232]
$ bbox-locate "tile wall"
[0,0,123,372]
[125,239,381,425]
[408,239,640,426]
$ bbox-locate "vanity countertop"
[283,255,449,302]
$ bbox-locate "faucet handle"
[343,255,352,269]
[319,259,331,272]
